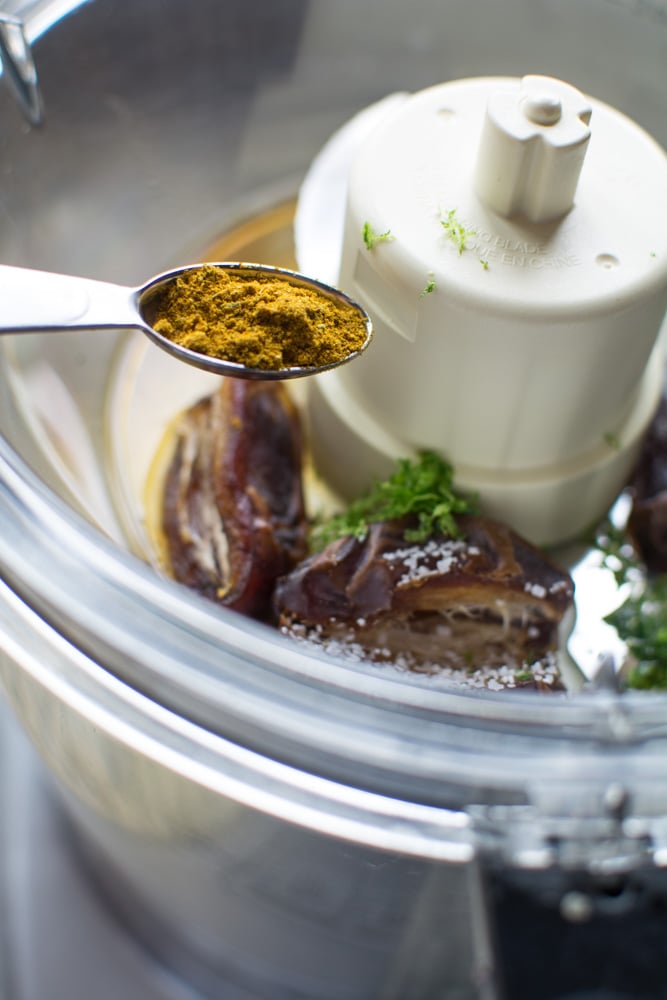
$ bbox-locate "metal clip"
[0,11,43,126]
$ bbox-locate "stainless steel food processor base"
[0,699,193,1000]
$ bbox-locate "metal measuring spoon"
[0,261,373,379]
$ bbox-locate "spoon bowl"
[0,261,373,379]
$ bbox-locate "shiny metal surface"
[0,10,42,125]
[0,698,195,1000]
[0,1,664,997]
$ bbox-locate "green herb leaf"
[440,208,476,255]
[597,516,667,690]
[595,518,639,587]
[362,221,395,250]
[420,273,436,296]
[606,575,667,690]
[310,450,478,550]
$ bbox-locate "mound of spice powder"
[149,265,369,371]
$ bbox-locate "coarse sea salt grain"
[383,538,471,586]
[282,622,561,693]
[524,581,547,599]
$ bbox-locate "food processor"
[0,2,666,999]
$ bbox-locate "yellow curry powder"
[150,265,368,371]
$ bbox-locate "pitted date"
[162,379,308,619]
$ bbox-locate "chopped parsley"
[420,273,436,296]
[596,518,667,690]
[596,519,638,587]
[440,208,476,255]
[606,576,667,690]
[310,450,478,550]
[362,221,395,250]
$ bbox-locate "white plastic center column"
[475,75,592,222]
[305,75,667,545]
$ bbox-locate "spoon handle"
[0,264,140,333]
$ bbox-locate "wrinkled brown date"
[275,515,573,676]
[162,379,308,620]
[628,390,667,572]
